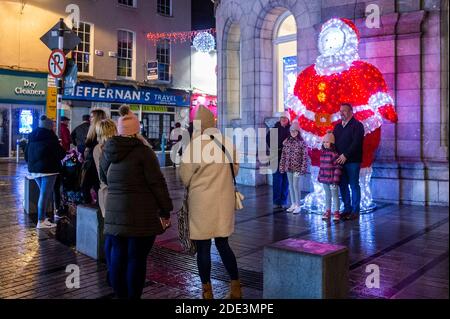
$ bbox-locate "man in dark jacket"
[99,112,173,299]
[71,114,90,156]
[333,103,365,221]
[266,112,291,210]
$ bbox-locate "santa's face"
[319,27,345,56]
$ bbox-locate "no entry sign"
[48,49,67,78]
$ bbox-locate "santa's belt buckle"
[315,113,331,127]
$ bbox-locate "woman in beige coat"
[180,106,242,299]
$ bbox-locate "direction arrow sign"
[40,19,81,52]
[48,49,67,78]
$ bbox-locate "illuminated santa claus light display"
[291,18,398,212]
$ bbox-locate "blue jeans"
[339,162,361,214]
[106,235,155,299]
[194,237,239,284]
[34,175,57,221]
[272,169,289,206]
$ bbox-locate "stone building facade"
[215,0,449,206]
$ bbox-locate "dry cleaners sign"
[0,69,48,104]
[15,80,46,97]
[64,82,190,107]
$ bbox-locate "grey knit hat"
[290,120,300,132]
[39,115,53,130]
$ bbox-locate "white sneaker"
[36,218,57,229]
[292,206,302,214]
[286,204,297,212]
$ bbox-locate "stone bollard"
[76,204,105,261]
[263,238,349,299]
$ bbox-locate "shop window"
[225,23,241,121]
[157,0,172,16]
[72,22,92,74]
[274,13,297,114]
[117,30,134,78]
[157,39,171,82]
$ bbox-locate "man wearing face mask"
[266,112,291,210]
[333,103,364,221]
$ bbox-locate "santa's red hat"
[340,18,360,40]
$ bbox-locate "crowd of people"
[24,105,241,300]
[24,102,364,299]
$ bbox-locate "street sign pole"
[56,18,64,138]
[41,18,81,137]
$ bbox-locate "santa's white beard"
[315,49,359,76]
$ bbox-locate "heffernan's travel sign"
[64,82,190,107]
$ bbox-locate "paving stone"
[0,162,448,299]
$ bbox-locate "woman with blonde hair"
[93,119,117,217]
[81,109,107,204]
[92,119,117,287]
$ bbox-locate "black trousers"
[194,237,239,284]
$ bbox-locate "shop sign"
[46,87,57,120]
[142,105,169,113]
[0,69,47,104]
[64,82,190,107]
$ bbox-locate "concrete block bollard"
[263,238,349,299]
[76,204,105,261]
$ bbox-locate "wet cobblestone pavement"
[0,161,448,299]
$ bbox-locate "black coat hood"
[28,127,56,143]
[102,136,143,163]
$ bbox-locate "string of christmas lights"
[146,28,216,45]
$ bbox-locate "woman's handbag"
[210,136,245,211]
[177,190,197,255]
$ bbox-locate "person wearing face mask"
[266,111,291,210]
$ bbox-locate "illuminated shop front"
[0,69,47,158]
[63,81,190,151]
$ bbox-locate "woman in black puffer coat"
[99,112,173,299]
[25,115,66,229]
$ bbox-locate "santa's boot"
[202,282,214,299]
[226,280,242,299]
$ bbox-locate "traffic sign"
[48,49,67,78]
[40,19,81,52]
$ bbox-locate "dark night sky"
[191,0,215,30]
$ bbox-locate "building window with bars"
[118,0,136,7]
[117,30,134,78]
[157,0,172,16]
[157,39,170,82]
[72,22,92,74]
